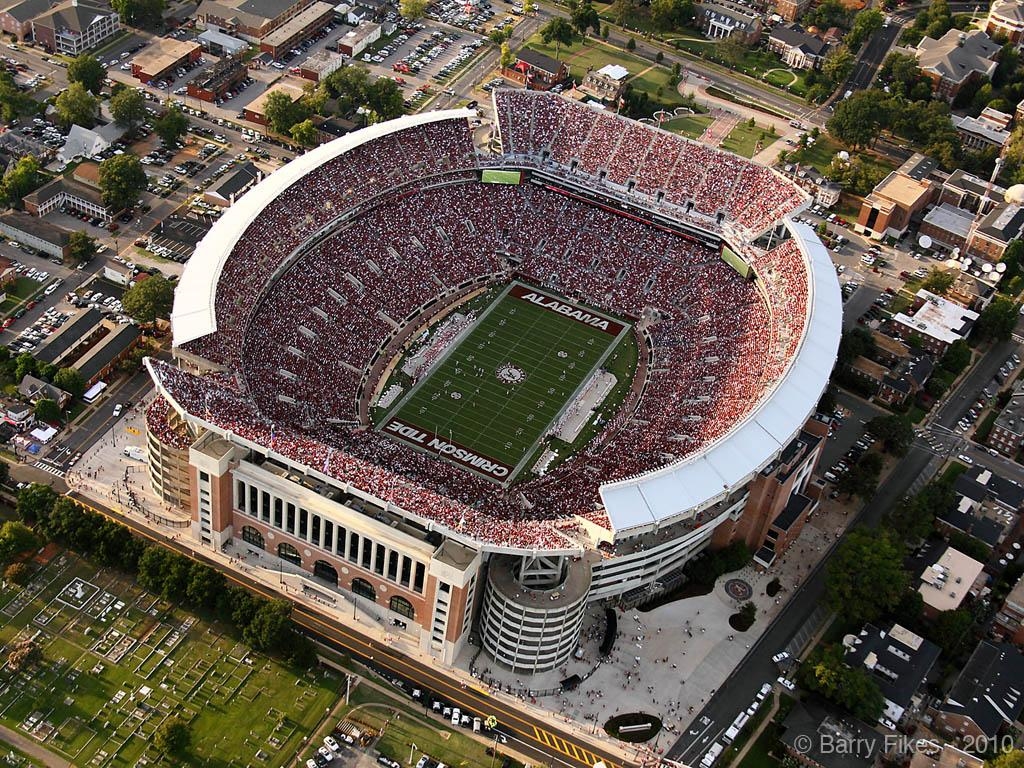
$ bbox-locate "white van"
[122,446,146,461]
[450,708,460,726]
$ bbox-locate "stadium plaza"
[113,90,841,705]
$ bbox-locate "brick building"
[915,29,1000,101]
[856,154,938,239]
[31,0,120,55]
[131,38,202,84]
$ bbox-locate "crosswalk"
[532,726,618,768]
[33,461,66,478]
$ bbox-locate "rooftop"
[937,641,1024,738]
[131,38,201,75]
[0,210,71,247]
[845,622,940,719]
[916,29,1000,85]
[245,80,305,117]
[893,289,979,345]
[994,380,1024,438]
[261,1,333,47]
[516,47,563,74]
[974,202,1024,244]
[30,0,115,34]
[779,700,876,768]
[944,169,1005,200]
[922,202,975,239]
[918,545,986,612]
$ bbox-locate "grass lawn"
[670,39,809,96]
[523,35,685,107]
[0,552,339,768]
[720,121,773,158]
[663,113,714,139]
[789,136,897,179]
[737,724,782,768]
[2,277,45,314]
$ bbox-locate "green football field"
[380,283,630,482]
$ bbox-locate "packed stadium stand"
[150,92,840,672]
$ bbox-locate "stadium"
[145,90,841,673]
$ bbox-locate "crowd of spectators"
[160,95,817,549]
[493,90,806,236]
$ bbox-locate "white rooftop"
[596,64,629,80]
[918,546,985,612]
[893,289,979,345]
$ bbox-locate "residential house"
[891,289,978,356]
[779,699,879,768]
[993,574,1024,646]
[505,49,568,91]
[766,23,831,69]
[31,0,121,55]
[989,380,1024,455]
[578,64,629,103]
[843,622,941,724]
[196,0,316,42]
[929,641,1024,741]
[243,81,305,125]
[877,354,933,407]
[941,466,1023,556]
[695,0,762,42]
[987,0,1024,45]
[915,29,1000,101]
[203,161,261,206]
[22,176,111,222]
[17,374,70,410]
[0,0,52,41]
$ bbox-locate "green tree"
[3,562,30,586]
[489,26,512,44]
[7,639,41,674]
[540,17,575,59]
[98,154,147,212]
[365,77,404,121]
[836,451,883,499]
[798,644,885,721]
[110,0,166,27]
[54,82,99,129]
[122,275,174,324]
[154,717,190,758]
[0,521,39,563]
[399,0,428,18]
[939,339,971,374]
[264,91,309,135]
[886,478,953,541]
[826,528,909,625]
[626,36,637,51]
[569,0,601,34]
[867,414,914,456]
[243,600,293,651]
[0,156,43,208]
[821,45,855,86]
[53,368,85,399]
[802,0,853,29]
[926,608,974,657]
[0,69,37,123]
[500,41,516,69]
[16,484,57,526]
[922,267,956,295]
[289,119,319,146]
[650,0,693,30]
[523,0,535,12]
[34,398,61,423]
[826,91,889,149]
[988,750,1024,768]
[155,104,189,146]
[974,296,1020,341]
[14,352,36,382]
[109,88,147,134]
[838,326,876,366]
[67,53,106,95]
[846,8,884,49]
[66,230,97,265]
[610,0,642,26]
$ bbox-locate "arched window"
[389,595,414,619]
[352,578,376,602]
[277,542,301,566]
[241,525,264,549]
[313,560,338,585]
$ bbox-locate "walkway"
[0,722,72,768]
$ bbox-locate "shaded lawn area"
[523,35,685,107]
[663,113,714,138]
[720,121,772,157]
[671,39,809,96]
[789,135,897,178]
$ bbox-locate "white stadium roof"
[171,109,477,348]
[599,220,841,535]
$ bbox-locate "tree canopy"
[0,69,36,123]
[399,0,428,19]
[264,91,310,135]
[155,105,189,146]
[867,414,915,456]
[798,644,885,721]
[154,717,191,758]
[540,17,574,59]
[0,156,43,208]
[110,87,148,133]
[67,230,97,265]
[826,91,888,149]
[110,0,166,27]
[289,118,319,146]
[974,296,1020,342]
[54,82,99,130]
[98,154,147,212]
[826,528,908,625]
[67,54,106,95]
[53,367,86,399]
[0,521,39,564]
[34,398,61,423]
[569,0,601,34]
[921,268,955,295]
[122,275,174,323]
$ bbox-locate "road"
[66,493,633,768]
[846,22,902,92]
[664,334,1023,766]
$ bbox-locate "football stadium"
[146,90,842,673]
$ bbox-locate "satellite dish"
[918,234,933,249]
[982,263,994,273]
[837,150,850,162]
[996,262,1008,273]
[945,259,961,270]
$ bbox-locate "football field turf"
[380,282,631,483]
